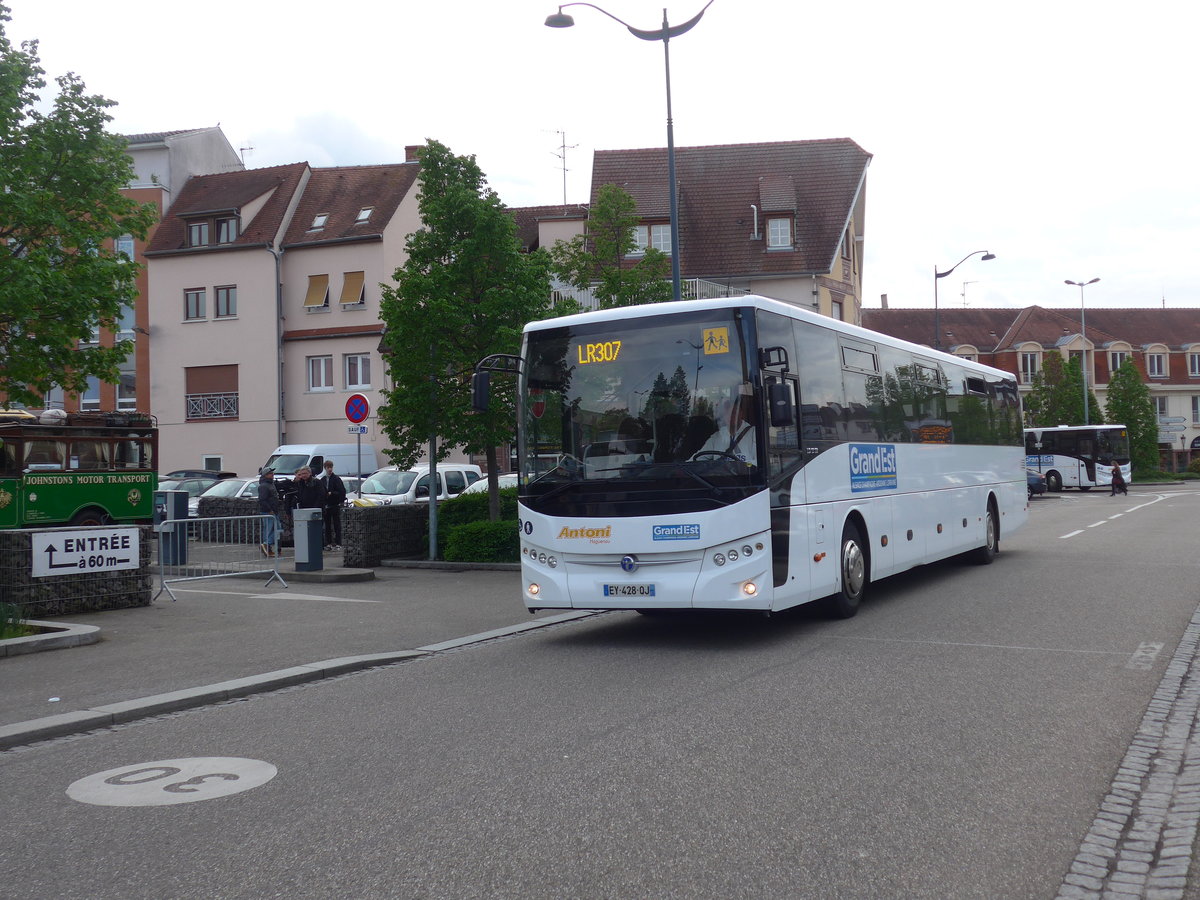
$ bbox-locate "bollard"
[153,490,189,565]
[293,507,324,572]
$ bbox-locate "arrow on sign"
[43,544,80,570]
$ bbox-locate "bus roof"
[527,295,1016,381]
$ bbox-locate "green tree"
[0,4,155,407]
[1104,359,1160,475]
[1024,354,1103,427]
[378,139,555,521]
[549,183,673,309]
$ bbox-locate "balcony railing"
[186,392,238,419]
[552,278,747,311]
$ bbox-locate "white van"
[262,444,381,480]
[358,463,482,505]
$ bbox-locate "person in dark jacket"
[320,459,346,549]
[257,469,282,557]
[293,466,327,511]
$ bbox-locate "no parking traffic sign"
[345,393,370,425]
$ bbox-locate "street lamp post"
[547,1,715,303]
[1065,277,1100,425]
[933,250,995,350]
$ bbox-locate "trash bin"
[293,507,324,572]
[154,489,188,566]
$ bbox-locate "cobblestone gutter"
[1057,605,1200,899]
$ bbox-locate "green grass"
[0,602,33,640]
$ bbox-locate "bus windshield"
[520,309,763,512]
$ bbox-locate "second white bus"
[1024,424,1131,491]
[482,296,1028,618]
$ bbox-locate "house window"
[345,353,371,389]
[216,217,239,243]
[767,218,792,248]
[1155,396,1168,418]
[309,213,328,230]
[115,234,135,261]
[117,373,136,411]
[43,385,64,410]
[215,286,237,318]
[303,274,330,310]
[184,288,206,320]
[650,224,671,255]
[81,376,100,411]
[630,226,648,255]
[1193,396,1200,424]
[1148,353,1167,377]
[355,207,373,224]
[340,271,366,306]
[185,364,239,420]
[308,356,334,392]
[831,299,843,321]
[187,222,209,247]
[1110,351,1128,371]
[1189,353,1200,377]
[1020,352,1040,384]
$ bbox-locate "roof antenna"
[552,130,578,207]
[238,144,254,166]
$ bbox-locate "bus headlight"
[528,583,540,596]
[742,581,758,596]
[713,552,726,567]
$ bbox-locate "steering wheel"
[690,450,739,462]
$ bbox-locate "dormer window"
[355,207,373,224]
[310,213,329,230]
[767,217,792,249]
[630,223,671,256]
[216,217,239,243]
[187,222,209,247]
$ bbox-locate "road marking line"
[1087,521,1107,528]
[1060,530,1084,539]
[841,636,1126,657]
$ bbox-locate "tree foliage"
[1104,360,1160,474]
[1024,354,1103,427]
[378,139,556,518]
[549,183,673,309]
[0,4,155,406]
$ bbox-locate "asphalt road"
[6,488,1200,899]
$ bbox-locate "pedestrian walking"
[257,468,282,557]
[320,459,346,549]
[1110,464,1128,496]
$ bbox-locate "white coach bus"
[477,296,1027,618]
[1023,424,1131,492]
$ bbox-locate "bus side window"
[25,439,65,470]
[72,441,110,471]
[0,440,18,476]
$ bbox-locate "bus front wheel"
[825,520,867,619]
[1045,470,1063,492]
[970,502,999,565]
[69,508,112,527]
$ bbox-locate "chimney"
[405,145,423,163]
[880,293,889,309]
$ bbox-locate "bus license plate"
[603,583,656,597]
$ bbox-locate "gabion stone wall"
[342,505,427,568]
[0,525,153,618]
[198,497,289,544]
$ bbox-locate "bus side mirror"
[471,371,490,413]
[768,381,794,427]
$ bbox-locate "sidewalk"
[0,555,586,750]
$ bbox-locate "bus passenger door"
[766,374,805,599]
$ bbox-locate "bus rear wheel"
[1045,470,1063,492]
[970,502,999,565]
[824,520,867,619]
[69,508,112,527]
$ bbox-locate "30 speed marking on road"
[67,757,277,806]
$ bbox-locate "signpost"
[344,393,371,491]
[32,528,139,578]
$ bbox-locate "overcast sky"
[8,0,1197,312]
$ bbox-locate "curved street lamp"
[933,250,995,350]
[546,1,715,302]
[1065,277,1100,425]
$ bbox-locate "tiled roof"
[861,306,1200,352]
[146,163,310,254]
[507,204,588,251]
[591,138,871,279]
[282,164,420,247]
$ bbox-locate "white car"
[460,473,519,494]
[358,464,482,505]
[191,476,260,517]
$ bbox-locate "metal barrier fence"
[155,515,287,602]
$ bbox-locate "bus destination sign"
[31,528,140,578]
